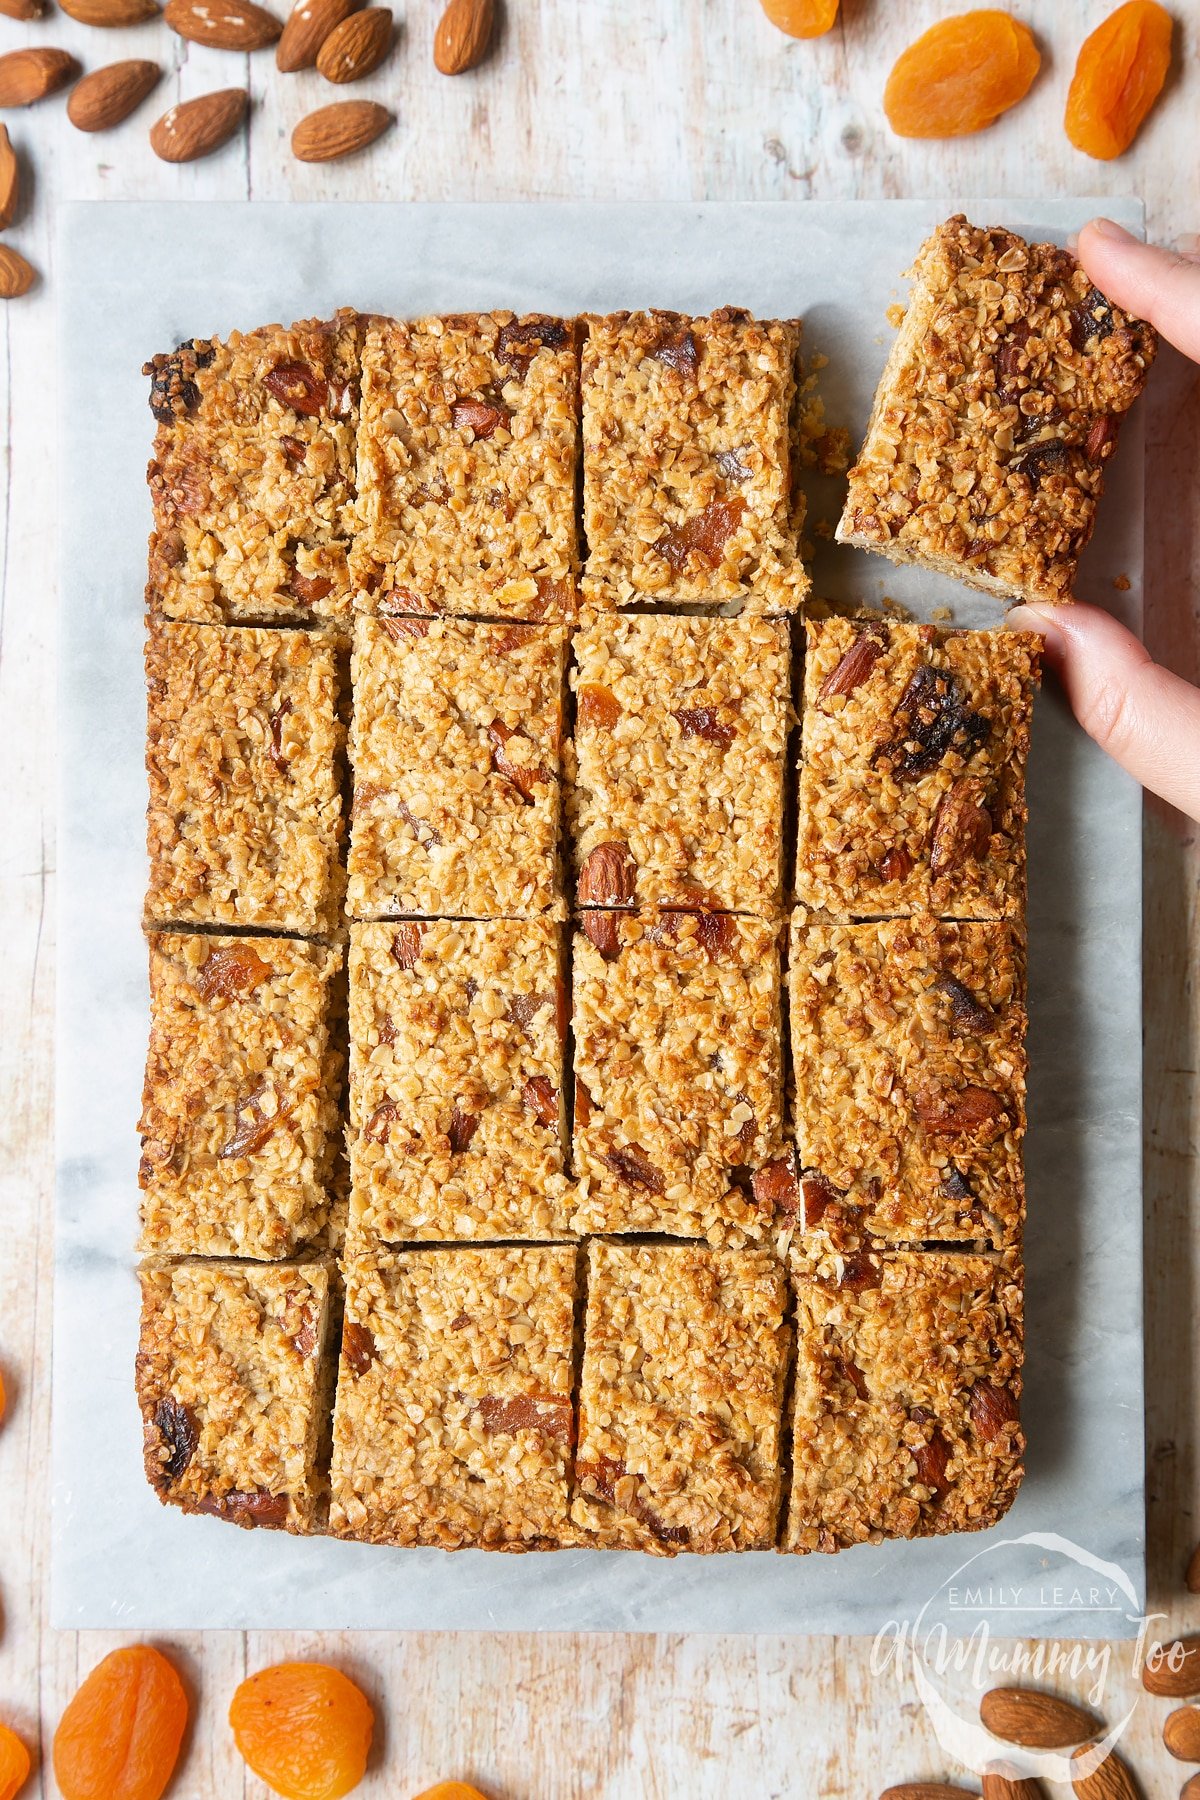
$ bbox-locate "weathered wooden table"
[0,3,1196,1793]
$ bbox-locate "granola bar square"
[138,933,344,1261]
[571,1241,790,1553]
[785,1243,1024,1552]
[144,619,345,936]
[789,916,1027,1248]
[348,918,571,1244]
[568,613,791,916]
[348,615,566,920]
[351,312,579,621]
[145,313,360,629]
[570,910,784,1239]
[580,309,807,612]
[836,216,1156,604]
[795,617,1040,921]
[329,1247,578,1549]
[136,1258,336,1533]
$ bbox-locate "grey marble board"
[54,199,1146,1636]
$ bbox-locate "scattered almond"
[1070,1744,1141,1800]
[433,0,492,74]
[1186,1541,1200,1594]
[276,0,357,71]
[0,244,36,298]
[1165,1706,1200,1763]
[67,59,162,130]
[0,47,80,107]
[316,6,390,81]
[0,0,46,17]
[879,1788,976,1800]
[164,0,281,48]
[1144,1637,1200,1699]
[983,1768,1044,1800]
[980,1688,1101,1750]
[1183,1777,1200,1800]
[59,0,160,23]
[0,125,17,230]
[291,97,390,159]
[150,87,248,161]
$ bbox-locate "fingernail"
[1007,603,1067,654]
[1088,217,1137,243]
[1066,231,1080,254]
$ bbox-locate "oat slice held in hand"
[837,215,1156,604]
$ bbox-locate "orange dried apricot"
[0,1724,31,1800]
[1065,1,1173,160]
[758,0,839,38]
[53,1646,187,1800]
[884,10,1040,139]
[229,1662,373,1800]
[411,1786,491,1800]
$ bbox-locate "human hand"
[1008,218,1200,824]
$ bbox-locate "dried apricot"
[411,1786,491,1800]
[1065,1,1172,160]
[229,1662,373,1800]
[758,0,838,38]
[53,1646,187,1800]
[0,1724,31,1800]
[884,11,1040,139]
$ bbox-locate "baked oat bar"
[785,1243,1024,1552]
[571,1241,789,1554]
[348,614,566,921]
[347,918,571,1244]
[351,312,579,621]
[796,617,1040,921]
[580,309,808,613]
[138,933,343,1261]
[136,1258,336,1533]
[568,613,790,916]
[145,619,345,936]
[836,216,1156,604]
[789,916,1027,1248]
[570,910,783,1240]
[145,312,360,629]
[329,1247,578,1549]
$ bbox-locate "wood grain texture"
[0,1,1197,1794]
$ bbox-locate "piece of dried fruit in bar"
[933,973,993,1034]
[0,1723,30,1800]
[390,922,425,969]
[757,0,838,38]
[750,1151,800,1218]
[884,11,1040,139]
[650,325,699,376]
[929,777,993,874]
[447,1104,479,1154]
[820,626,884,700]
[602,1142,664,1194]
[877,663,991,781]
[195,941,273,1002]
[1065,1,1172,160]
[152,1393,198,1480]
[53,1646,187,1800]
[657,496,746,574]
[229,1663,374,1800]
[671,705,736,749]
[475,1392,573,1441]
[342,1322,377,1375]
[577,682,621,729]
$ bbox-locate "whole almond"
[1144,1637,1200,1698]
[291,97,389,160]
[433,0,492,74]
[0,0,46,17]
[0,245,36,298]
[983,1768,1045,1800]
[276,0,357,71]
[60,0,160,23]
[1186,1542,1200,1594]
[68,59,161,130]
[981,1688,1101,1750]
[0,125,17,230]
[1070,1744,1141,1800]
[879,1789,976,1800]
[316,6,390,80]
[0,48,80,107]
[164,0,281,48]
[1165,1706,1200,1763]
[150,87,247,161]
[1183,1777,1200,1800]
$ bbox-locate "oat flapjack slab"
[329,1247,578,1550]
[785,1243,1024,1552]
[836,215,1156,604]
[137,1258,336,1533]
[581,308,807,613]
[145,312,361,629]
[796,616,1040,921]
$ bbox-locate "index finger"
[1077,218,1200,362]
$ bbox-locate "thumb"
[1008,601,1200,822]
[1076,219,1200,362]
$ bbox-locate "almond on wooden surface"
[163,0,281,49]
[149,87,247,161]
[315,6,390,81]
[0,47,79,107]
[433,0,492,74]
[291,96,390,159]
[0,244,36,298]
[59,0,159,24]
[0,125,17,229]
[0,0,46,18]
[276,0,357,71]
[1165,1706,1200,1763]
[1070,1744,1141,1800]
[982,1767,1045,1800]
[980,1688,1101,1750]
[879,1787,977,1800]
[1144,1637,1200,1698]
[67,59,161,130]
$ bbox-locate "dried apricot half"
[411,1787,491,1800]
[884,10,1040,139]
[758,0,839,37]
[1065,1,1173,160]
[0,1723,31,1800]
[53,1646,187,1800]
[229,1662,373,1800]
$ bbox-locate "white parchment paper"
[54,199,1146,1635]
